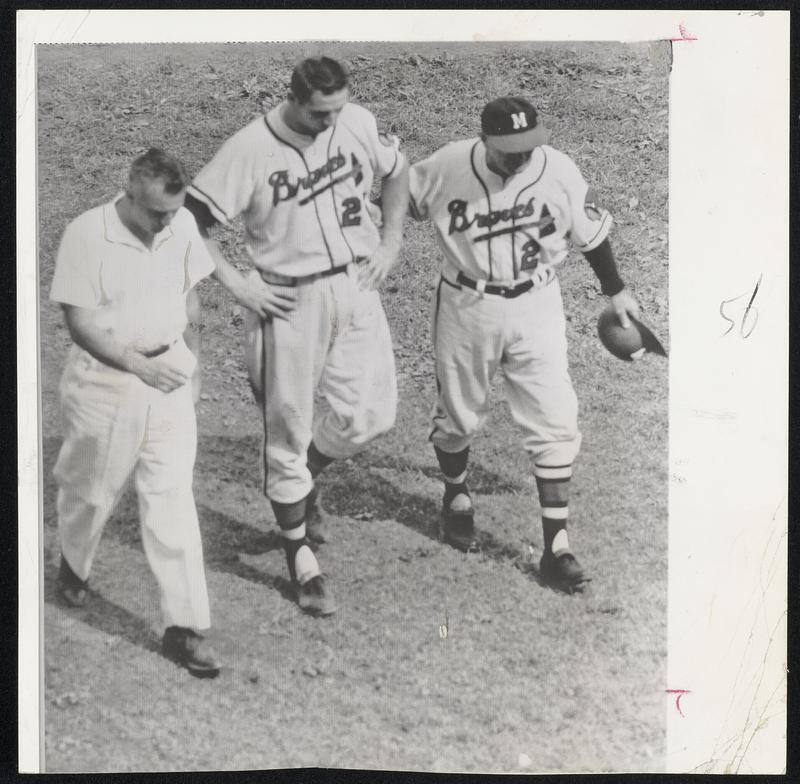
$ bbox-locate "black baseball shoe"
[441,492,480,553]
[539,550,589,594]
[162,626,221,679]
[57,554,89,607]
[305,485,328,545]
[296,575,336,617]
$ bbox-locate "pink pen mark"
[670,23,698,42]
[666,689,691,717]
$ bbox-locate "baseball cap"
[481,96,548,153]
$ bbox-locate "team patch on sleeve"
[584,188,603,221]
[377,128,400,149]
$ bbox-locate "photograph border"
[17,9,788,775]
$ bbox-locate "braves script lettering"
[269,149,363,206]
[448,196,542,235]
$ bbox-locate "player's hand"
[357,237,401,291]
[234,271,297,321]
[127,353,190,393]
[609,288,641,329]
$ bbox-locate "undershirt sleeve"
[583,238,625,296]
[184,193,220,236]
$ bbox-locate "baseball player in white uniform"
[409,97,640,591]
[51,149,221,676]
[186,57,408,616]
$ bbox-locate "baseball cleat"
[57,554,89,607]
[305,485,328,544]
[162,626,221,679]
[296,575,337,617]
[538,550,590,594]
[441,493,480,553]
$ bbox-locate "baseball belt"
[452,271,535,299]
[259,259,366,288]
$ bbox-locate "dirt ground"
[37,40,669,773]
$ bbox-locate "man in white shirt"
[51,148,221,677]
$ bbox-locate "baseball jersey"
[50,194,216,351]
[409,140,612,284]
[188,102,404,278]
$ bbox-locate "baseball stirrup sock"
[534,464,572,556]
[280,523,321,584]
[434,445,469,479]
[443,478,470,508]
[307,442,335,479]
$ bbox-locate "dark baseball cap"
[481,96,548,153]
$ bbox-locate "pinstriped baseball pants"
[430,275,582,467]
[244,265,397,505]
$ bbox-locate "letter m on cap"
[511,111,528,130]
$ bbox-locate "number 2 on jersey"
[341,197,362,227]
[519,204,555,271]
[520,237,540,271]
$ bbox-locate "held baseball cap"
[481,96,548,153]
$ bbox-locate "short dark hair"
[129,148,189,194]
[290,57,349,103]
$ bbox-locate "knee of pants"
[525,430,582,468]
[430,401,482,452]
[137,487,203,547]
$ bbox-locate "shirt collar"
[102,192,175,251]
[267,103,334,150]
[475,140,546,187]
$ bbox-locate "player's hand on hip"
[129,354,190,393]
[609,288,641,329]
[235,271,297,321]
[358,238,401,291]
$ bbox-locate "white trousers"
[244,266,397,505]
[430,276,581,467]
[54,345,211,631]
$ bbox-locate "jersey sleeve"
[554,150,613,252]
[408,154,439,221]
[178,209,217,290]
[348,104,404,180]
[187,126,261,225]
[49,217,102,308]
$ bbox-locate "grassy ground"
[38,41,669,773]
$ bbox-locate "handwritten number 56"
[720,274,762,339]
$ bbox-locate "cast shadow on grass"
[196,504,297,605]
[195,433,534,569]
[43,560,162,656]
[42,434,548,620]
[319,456,541,576]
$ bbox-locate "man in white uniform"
[51,149,221,677]
[186,57,408,616]
[409,97,640,592]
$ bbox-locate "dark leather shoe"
[441,493,479,553]
[305,486,328,544]
[162,626,221,678]
[539,550,589,593]
[296,575,336,616]
[58,555,88,607]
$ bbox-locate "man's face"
[286,87,349,137]
[127,177,186,239]
[483,137,535,179]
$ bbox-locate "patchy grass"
[39,41,668,773]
